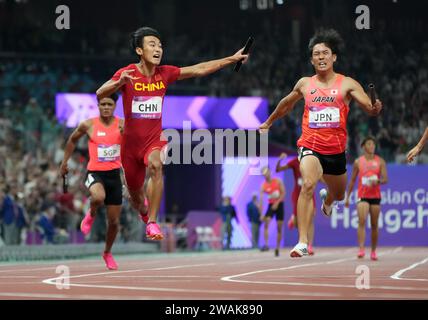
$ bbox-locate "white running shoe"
[320,188,333,217]
[290,243,309,258]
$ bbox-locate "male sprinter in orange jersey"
[96,27,249,241]
[60,93,124,270]
[345,136,388,260]
[276,153,315,255]
[259,167,285,257]
[259,29,383,257]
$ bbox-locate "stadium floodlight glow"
[276,0,284,5]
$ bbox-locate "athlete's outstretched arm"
[378,158,388,185]
[59,120,90,176]
[258,185,264,216]
[96,70,139,100]
[347,77,382,116]
[275,153,290,173]
[178,48,248,80]
[259,78,305,132]
[407,127,428,162]
[344,159,359,207]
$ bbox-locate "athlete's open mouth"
[319,62,327,67]
[153,54,160,59]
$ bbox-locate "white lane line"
[0,276,40,278]
[391,257,428,281]
[221,247,428,291]
[106,275,210,278]
[41,262,341,297]
[41,280,341,298]
[148,263,214,271]
[0,292,181,300]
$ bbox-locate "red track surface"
[0,247,427,300]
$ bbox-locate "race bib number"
[268,190,280,200]
[362,175,378,186]
[308,106,340,128]
[97,144,120,162]
[131,96,163,119]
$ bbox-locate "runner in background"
[259,167,285,257]
[344,136,388,260]
[60,93,123,270]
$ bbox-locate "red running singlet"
[297,74,350,154]
[111,64,180,190]
[87,117,122,171]
[357,155,381,199]
[262,178,284,204]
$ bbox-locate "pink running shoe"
[308,244,314,256]
[287,216,295,230]
[370,251,378,261]
[357,249,365,259]
[102,252,118,270]
[146,222,164,241]
[139,197,149,224]
[80,210,95,235]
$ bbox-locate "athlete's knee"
[149,159,163,176]
[334,190,346,201]
[301,178,317,196]
[91,195,105,207]
[358,218,366,227]
[371,221,379,230]
[107,217,120,229]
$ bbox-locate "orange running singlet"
[262,178,284,204]
[297,74,350,154]
[87,117,122,171]
[357,155,381,199]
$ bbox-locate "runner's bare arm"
[345,159,359,207]
[259,185,264,214]
[60,120,90,176]
[96,70,139,100]
[275,153,289,172]
[346,77,382,116]
[378,158,388,185]
[259,78,306,131]
[119,118,124,135]
[407,127,428,162]
[178,48,248,80]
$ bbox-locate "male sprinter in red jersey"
[407,127,428,162]
[96,27,249,241]
[259,166,285,257]
[60,93,124,270]
[345,136,388,260]
[276,153,315,255]
[259,29,383,257]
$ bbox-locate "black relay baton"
[234,36,254,72]
[62,174,68,194]
[368,83,376,105]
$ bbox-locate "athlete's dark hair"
[308,28,345,57]
[97,93,118,103]
[130,26,162,59]
[361,136,377,147]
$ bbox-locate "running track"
[0,247,427,300]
